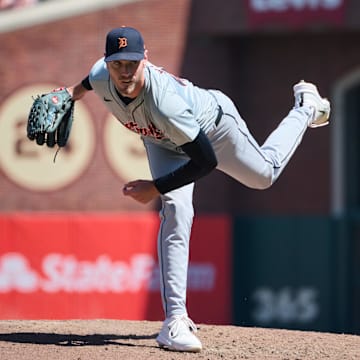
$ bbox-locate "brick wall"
[1,0,360,214]
[0,0,191,211]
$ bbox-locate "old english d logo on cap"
[105,27,145,62]
[118,37,128,49]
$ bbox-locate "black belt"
[215,106,223,127]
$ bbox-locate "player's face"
[107,59,146,98]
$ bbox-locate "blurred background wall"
[0,0,359,334]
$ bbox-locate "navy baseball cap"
[104,27,145,62]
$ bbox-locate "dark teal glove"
[27,88,74,148]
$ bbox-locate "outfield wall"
[1,213,358,335]
[0,213,232,325]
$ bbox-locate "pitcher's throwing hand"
[123,180,159,204]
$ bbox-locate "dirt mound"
[0,320,359,359]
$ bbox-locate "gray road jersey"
[89,58,220,149]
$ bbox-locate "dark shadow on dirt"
[0,332,158,347]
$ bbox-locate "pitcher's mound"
[0,320,359,359]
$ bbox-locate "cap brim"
[104,52,144,62]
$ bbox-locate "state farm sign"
[0,253,157,293]
[0,213,231,324]
[0,253,215,293]
[246,0,347,28]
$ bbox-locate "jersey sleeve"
[145,64,201,146]
[157,93,201,146]
[88,58,108,90]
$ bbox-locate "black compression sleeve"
[81,76,93,91]
[153,129,217,194]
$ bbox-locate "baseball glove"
[27,87,74,148]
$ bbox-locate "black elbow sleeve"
[181,129,217,170]
[153,130,217,194]
[81,76,93,91]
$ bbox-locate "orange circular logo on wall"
[0,85,96,192]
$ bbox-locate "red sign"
[0,213,231,324]
[246,0,347,29]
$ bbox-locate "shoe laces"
[168,315,198,338]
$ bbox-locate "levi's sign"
[246,0,346,28]
[249,0,343,11]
